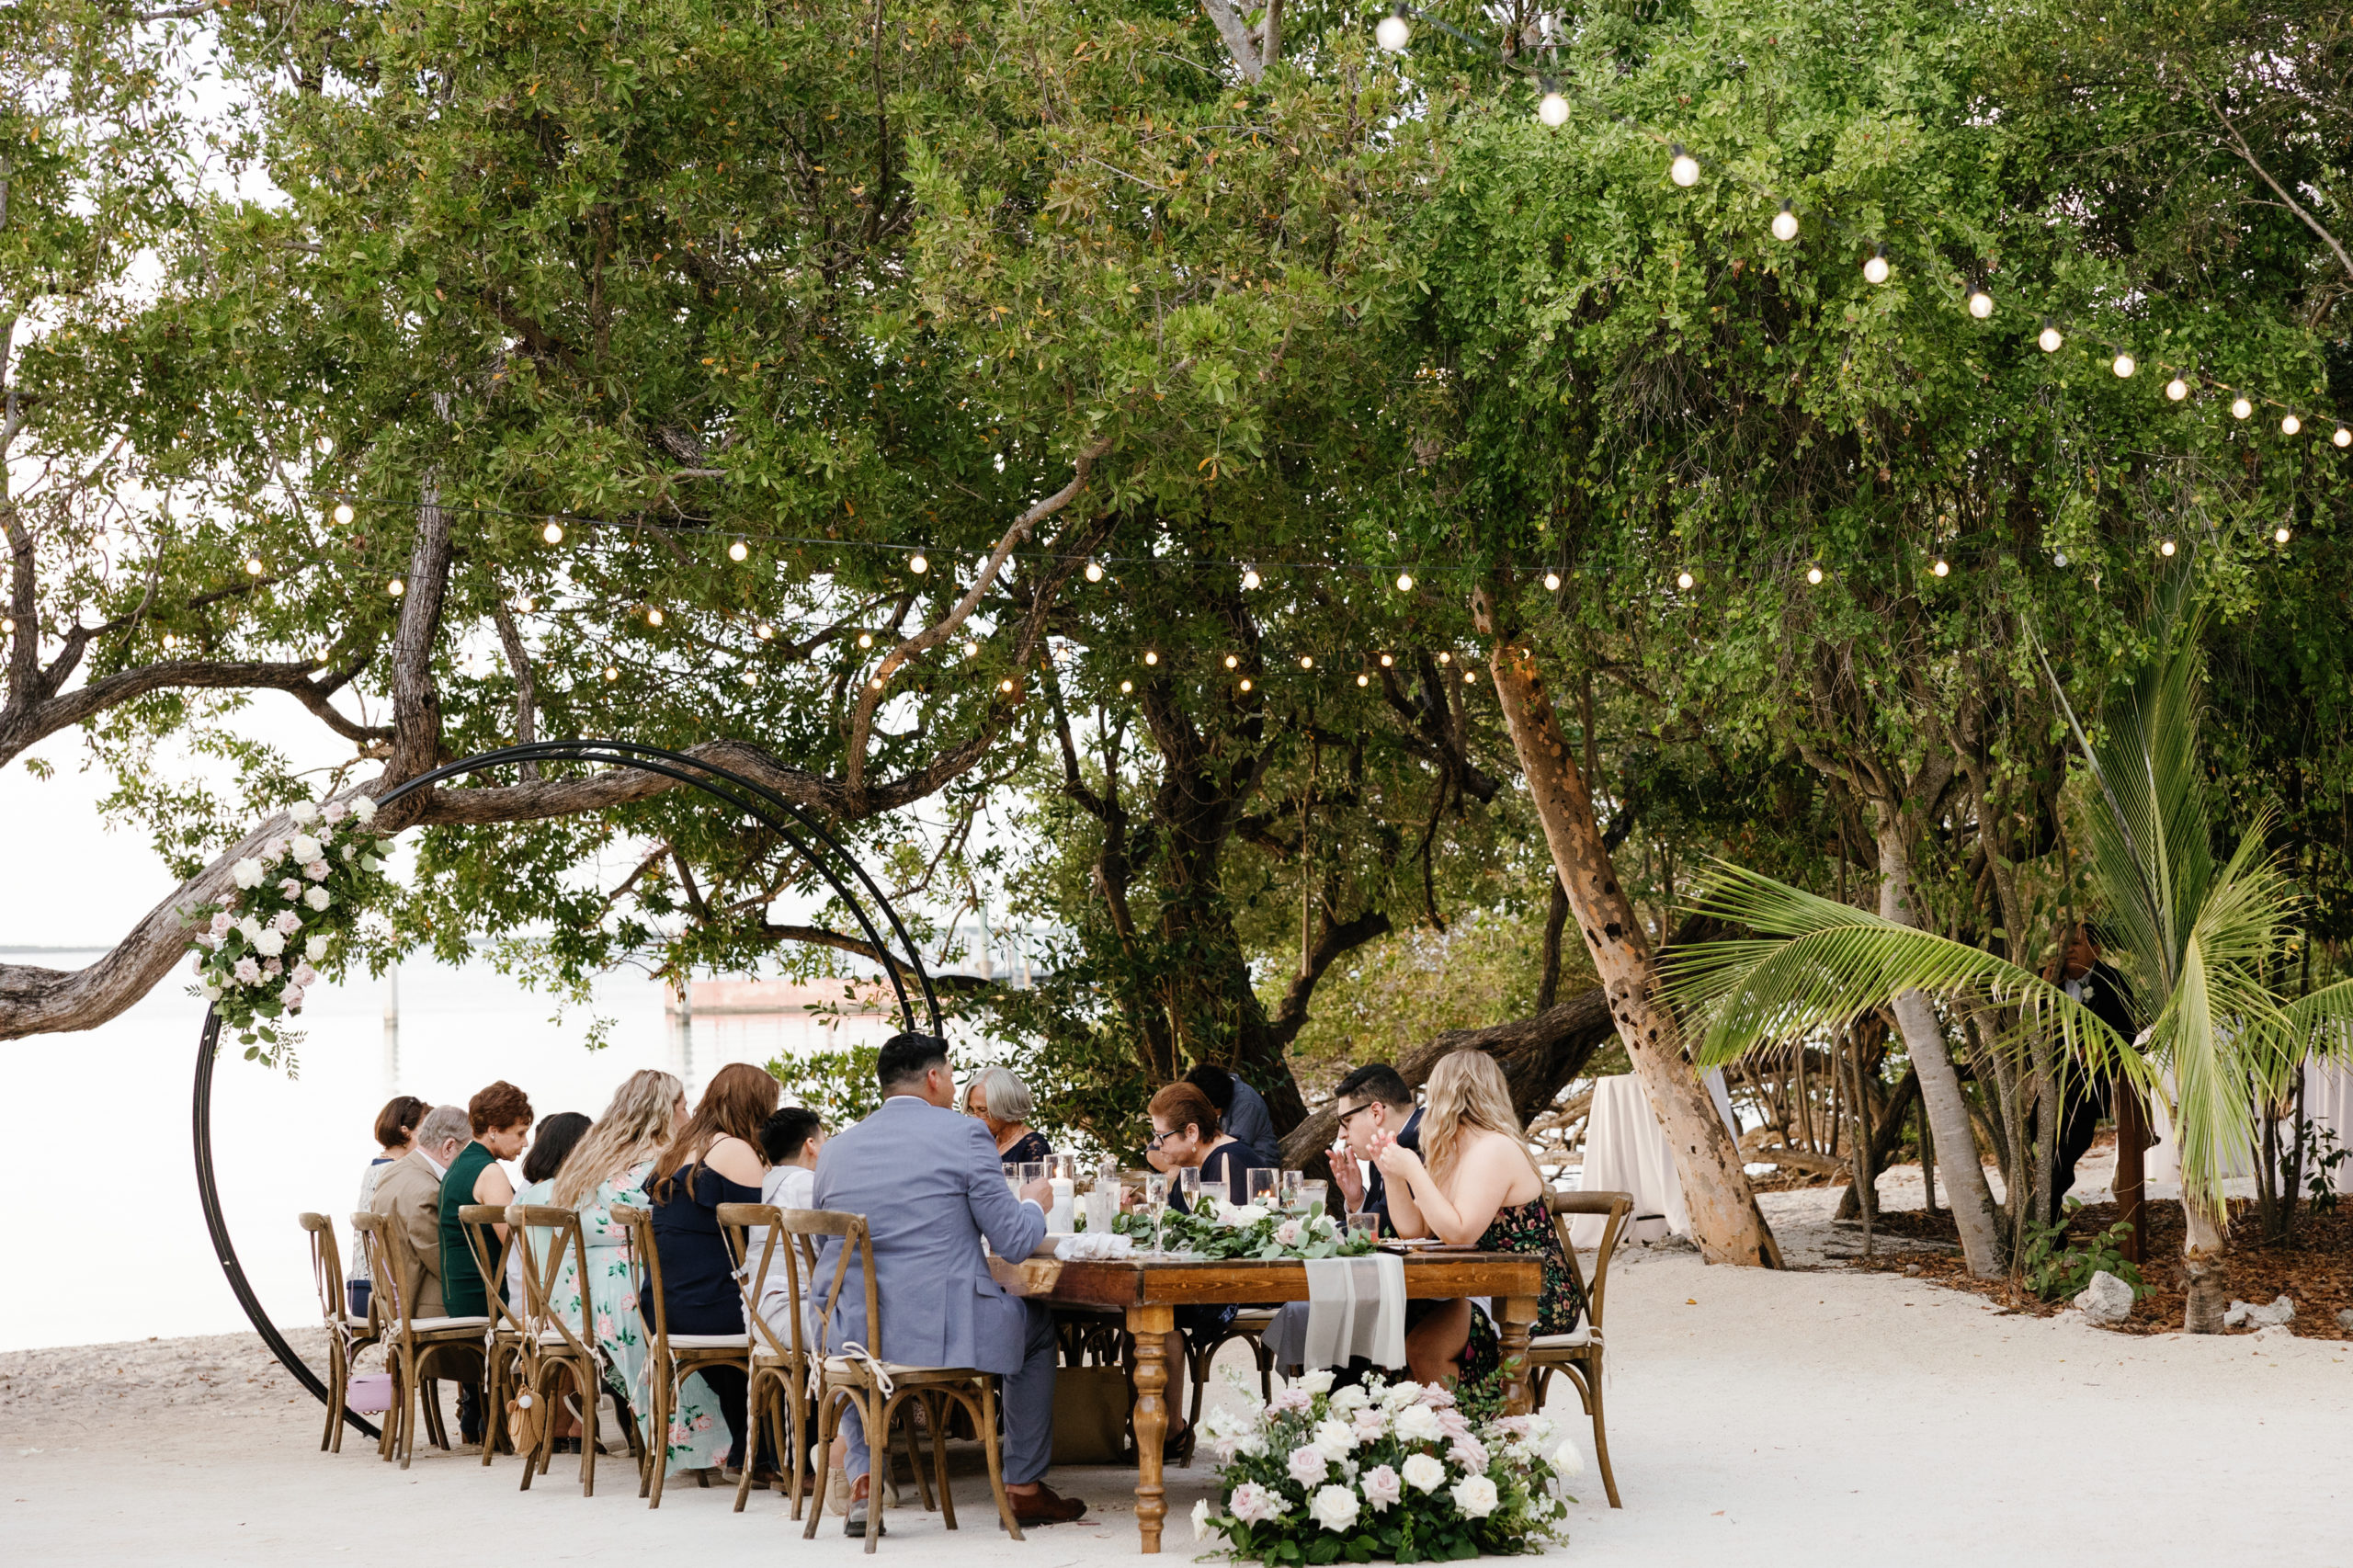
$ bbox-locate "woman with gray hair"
[961,1064,1052,1164]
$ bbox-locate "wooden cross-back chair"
[349,1209,490,1470]
[298,1212,379,1454]
[459,1204,527,1465]
[789,1207,1024,1553]
[508,1203,641,1496]
[608,1201,751,1508]
[716,1203,823,1519]
[1531,1189,1633,1508]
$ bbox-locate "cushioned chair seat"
[1530,1326,1594,1351]
[823,1357,985,1386]
[407,1315,493,1332]
[667,1332,750,1349]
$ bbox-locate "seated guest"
[1326,1062,1423,1234]
[351,1095,427,1319]
[642,1062,779,1476]
[963,1064,1052,1165]
[1140,1081,1248,1455]
[547,1069,730,1473]
[507,1110,592,1306]
[441,1080,534,1444]
[1374,1051,1583,1401]
[812,1032,1082,1537]
[751,1106,824,1343]
[369,1104,471,1320]
[1183,1062,1283,1171]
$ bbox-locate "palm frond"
[2277,976,2353,1067]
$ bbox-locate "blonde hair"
[1420,1051,1540,1187]
[551,1069,685,1210]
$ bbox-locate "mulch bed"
[1850,1198,2353,1337]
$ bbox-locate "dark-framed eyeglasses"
[1335,1101,1376,1130]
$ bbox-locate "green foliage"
[1108,1201,1370,1262]
[764,1041,881,1130]
[2018,1199,2145,1304]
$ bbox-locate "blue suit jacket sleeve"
[961,1118,1048,1261]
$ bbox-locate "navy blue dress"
[642,1160,763,1464]
[1172,1142,1255,1339]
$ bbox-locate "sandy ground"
[6,1174,2349,1567]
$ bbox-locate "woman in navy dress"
[1142,1079,1255,1457]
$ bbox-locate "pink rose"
[1228,1483,1282,1525]
[279,982,305,1008]
[1449,1436,1489,1471]
[1352,1407,1388,1441]
[262,956,282,978]
[1437,1407,1472,1439]
[1492,1415,1533,1439]
[233,957,262,985]
[278,878,303,901]
[1286,1444,1328,1486]
[1416,1382,1457,1409]
[304,859,330,881]
[1268,1387,1313,1416]
[292,963,319,988]
[1361,1464,1402,1512]
[209,911,233,936]
[323,801,348,824]
[1274,1218,1304,1247]
[273,910,302,936]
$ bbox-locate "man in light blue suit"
[812,1032,1087,1536]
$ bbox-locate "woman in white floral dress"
[547,1069,729,1474]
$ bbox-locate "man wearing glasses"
[1326,1063,1422,1235]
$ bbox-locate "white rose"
[1450,1474,1499,1518]
[1307,1484,1360,1533]
[305,934,329,961]
[201,983,222,1001]
[350,795,377,824]
[1191,1498,1213,1541]
[1393,1403,1445,1444]
[289,801,321,826]
[305,886,332,911]
[1298,1367,1336,1396]
[1382,1380,1423,1412]
[1216,1201,1272,1227]
[340,845,357,862]
[1328,1383,1370,1415]
[236,915,263,945]
[252,927,286,958]
[290,834,322,863]
[231,858,264,889]
[1551,1438,1584,1477]
[1401,1453,1446,1493]
[1311,1418,1357,1461]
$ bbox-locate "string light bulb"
[1463,669,1476,685]
[1394,572,1415,592]
[1806,564,1824,585]
[2275,525,2293,545]
[387,578,404,597]
[1862,246,1891,285]
[1085,560,1104,582]
[2166,377,2189,402]
[1437,651,1451,665]
[1299,654,1313,670]
[729,540,748,562]
[2281,414,2302,436]
[1375,6,1410,51]
[542,519,564,544]
[245,557,265,576]
[2038,321,2063,353]
[1932,559,1950,578]
[1238,677,1254,692]
[1668,145,1700,187]
[1677,569,1695,590]
[1120,679,1134,694]
[2336,427,2351,448]
[1543,571,1562,592]
[870,677,885,691]
[1379,653,1393,667]
[648,608,665,627]
[1242,568,1261,591]
[741,670,757,686]
[999,677,1016,693]
[756,622,775,640]
[1223,653,1240,670]
[1144,650,1159,665]
[1538,90,1569,128]
[857,631,873,648]
[909,552,928,574]
[603,665,620,682]
[514,595,534,614]
[2112,353,2136,379]
[1357,673,1370,687]
[964,640,981,657]
[1965,285,1994,320]
[1772,201,1799,243]
[332,501,355,527]
[2232,397,2254,419]
[2160,539,2177,557]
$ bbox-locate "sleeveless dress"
[642,1161,765,1467]
[1171,1141,1254,1339]
[438,1141,503,1318]
[1453,1194,1585,1415]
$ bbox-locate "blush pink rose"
[1361,1464,1403,1512]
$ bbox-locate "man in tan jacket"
[369,1105,471,1319]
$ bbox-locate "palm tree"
[1663,582,2353,1330]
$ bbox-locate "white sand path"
[5,1196,2347,1568]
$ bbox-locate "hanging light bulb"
[1772,201,1800,243]
[756,622,775,640]
[1120,679,1134,694]
[2232,396,2254,419]
[909,552,928,574]
[1538,89,1570,128]
[1223,653,1239,670]
[1965,285,1994,320]
[1395,572,1415,592]
[2112,353,2136,379]
[870,677,886,691]
[387,578,404,597]
[603,665,620,682]
[1542,571,1562,592]
[1862,246,1891,285]
[1668,144,1700,187]
[1806,564,1824,585]
[1143,650,1160,665]
[542,518,564,544]
[1375,6,1410,51]
[1299,654,1314,670]
[2165,377,2189,402]
[1437,651,1451,665]
[999,677,1016,693]
[857,631,873,648]
[1242,567,1261,591]
[1379,653,1394,667]
[648,608,665,627]
[2336,427,2351,448]
[245,556,265,576]
[2275,525,2293,545]
[1357,673,1370,687]
[2160,539,2177,557]
[741,670,757,686]
[1932,559,1950,578]
[2281,414,2302,436]
[514,595,535,614]
[1463,668,1477,684]
[1239,677,1254,692]
[332,501,355,527]
[1085,560,1104,582]
[2038,320,2063,353]
[729,540,748,562]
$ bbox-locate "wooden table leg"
[1499,1294,1538,1416]
[1127,1303,1174,1554]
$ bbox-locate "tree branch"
[1199,0,1266,81]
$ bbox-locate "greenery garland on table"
[179,794,397,1063]
[1194,1369,1575,1562]
[1108,1199,1376,1262]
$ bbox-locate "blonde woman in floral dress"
[547,1069,729,1475]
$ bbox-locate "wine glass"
[1177,1165,1201,1214]
[1247,1167,1278,1209]
[1142,1171,1169,1254]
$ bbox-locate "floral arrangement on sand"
[1193,1368,1575,1562]
[1108,1197,1377,1262]
[181,793,396,1060]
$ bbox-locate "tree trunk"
[1873,820,2006,1277]
[2181,1198,2229,1333]
[1479,621,1781,1268]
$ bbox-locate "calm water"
[0,949,882,1351]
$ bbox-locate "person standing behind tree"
[1183,1063,1282,1171]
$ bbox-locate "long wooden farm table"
[995,1250,1544,1554]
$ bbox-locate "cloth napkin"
[1266,1254,1406,1371]
[1053,1231,1137,1261]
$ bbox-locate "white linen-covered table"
[1570,1070,1739,1246]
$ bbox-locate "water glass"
[1003,1160,1023,1201]
[1247,1167,1279,1208]
[1299,1179,1328,1218]
[1347,1212,1381,1245]
[1018,1160,1048,1195]
[1279,1170,1304,1210]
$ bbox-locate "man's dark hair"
[1182,1062,1236,1113]
[876,1031,950,1089]
[1334,1062,1414,1110]
[759,1106,823,1165]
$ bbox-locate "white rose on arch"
[252,927,286,958]
[305,886,332,911]
[231,858,264,889]
[289,801,321,826]
[289,834,322,863]
[305,934,329,961]
[350,795,377,824]
[236,915,263,945]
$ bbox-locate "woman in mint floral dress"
[1372,1050,1585,1413]
[546,1070,730,1474]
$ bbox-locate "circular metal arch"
[193,739,941,1440]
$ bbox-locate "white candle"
[1048,1176,1074,1232]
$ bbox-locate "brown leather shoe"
[1006,1483,1088,1527]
